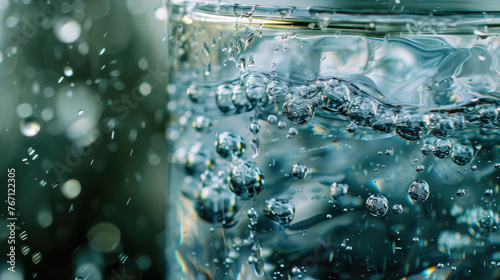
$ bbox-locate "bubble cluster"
[365,194,388,217]
[228,161,264,199]
[263,198,295,226]
[408,180,430,202]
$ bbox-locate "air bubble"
[292,163,307,179]
[330,183,349,201]
[215,132,246,159]
[228,161,264,199]
[282,98,315,125]
[348,97,378,126]
[249,122,260,134]
[395,113,429,140]
[232,83,254,112]
[291,266,301,275]
[20,117,41,137]
[254,259,265,277]
[416,165,425,173]
[421,143,433,155]
[187,84,204,104]
[392,204,403,215]
[266,81,289,102]
[247,208,258,225]
[372,110,396,133]
[263,198,295,226]
[277,120,287,129]
[192,116,212,132]
[194,186,238,226]
[287,127,298,139]
[450,144,474,166]
[485,189,493,196]
[267,114,278,124]
[408,180,430,202]
[433,138,452,158]
[366,194,388,217]
[456,189,466,197]
[412,237,419,243]
[346,122,357,133]
[297,85,319,99]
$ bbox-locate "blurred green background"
[0,0,168,279]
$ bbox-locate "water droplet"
[20,117,41,137]
[408,180,430,202]
[32,251,42,264]
[392,204,403,215]
[433,138,452,158]
[365,194,388,217]
[412,237,419,243]
[78,109,83,115]
[292,163,307,179]
[194,186,238,226]
[282,98,315,125]
[437,263,444,269]
[456,189,466,197]
[229,161,264,199]
[330,183,349,201]
[494,163,500,169]
[451,144,474,166]
[291,266,301,275]
[485,189,493,196]
[416,165,425,173]
[215,132,246,159]
[263,198,295,226]
[277,120,287,129]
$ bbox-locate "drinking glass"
[166,1,500,278]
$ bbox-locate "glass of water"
[166,0,500,278]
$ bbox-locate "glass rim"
[168,0,500,13]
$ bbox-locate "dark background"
[0,0,168,279]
